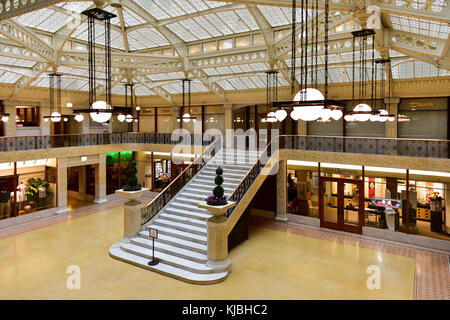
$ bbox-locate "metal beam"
[0,0,64,20]
[0,19,54,62]
[189,68,228,102]
[206,0,356,11]
[11,62,50,98]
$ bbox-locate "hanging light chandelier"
[0,112,9,123]
[73,7,116,123]
[43,73,70,123]
[373,58,396,122]
[273,0,344,121]
[176,78,197,123]
[262,70,279,123]
[117,83,139,123]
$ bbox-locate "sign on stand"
[148,228,159,266]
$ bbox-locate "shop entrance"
[319,177,364,234]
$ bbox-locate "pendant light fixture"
[274,0,344,121]
[263,70,279,123]
[176,78,197,123]
[117,83,138,123]
[346,29,375,122]
[373,59,396,122]
[73,7,116,123]
[43,73,71,123]
[0,112,9,123]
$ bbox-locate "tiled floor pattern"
[249,217,450,300]
[0,192,158,240]
[0,199,446,299]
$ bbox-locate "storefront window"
[0,159,56,220]
[16,106,40,127]
[106,151,134,195]
[286,162,319,218]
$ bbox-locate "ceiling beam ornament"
[375,0,450,22]
[274,10,355,58]
[0,0,64,20]
[135,75,174,105]
[11,62,50,98]
[207,0,356,11]
[386,30,449,64]
[188,48,267,70]
[190,68,228,102]
[0,19,54,62]
[246,4,275,60]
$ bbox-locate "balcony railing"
[0,133,448,159]
[0,132,211,152]
[280,135,449,159]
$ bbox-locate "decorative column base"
[116,188,149,241]
[198,202,236,272]
[275,215,288,222]
[93,198,108,204]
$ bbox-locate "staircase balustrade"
[140,136,222,226]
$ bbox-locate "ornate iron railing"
[281,135,449,159]
[0,132,210,152]
[140,136,222,226]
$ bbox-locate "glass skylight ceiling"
[0,1,448,95]
[389,13,449,39]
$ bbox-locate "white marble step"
[159,212,207,228]
[201,170,248,178]
[193,178,238,188]
[206,163,253,170]
[154,218,207,236]
[139,230,207,254]
[197,174,242,182]
[165,204,212,219]
[189,183,235,192]
[131,237,207,263]
[183,187,217,195]
[202,167,249,174]
[120,243,222,274]
[180,191,229,200]
[147,224,207,244]
[110,245,227,284]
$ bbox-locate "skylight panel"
[189,0,209,11]
[203,68,220,76]
[14,8,69,33]
[161,83,181,94]
[389,13,449,39]
[128,28,170,50]
[58,2,92,13]
[229,65,244,73]
[204,14,233,35]
[166,22,197,41]
[216,66,233,74]
[191,82,209,92]
[135,85,156,96]
[179,19,212,39]
[239,76,257,89]
[217,79,234,90]
[248,75,265,88]
[134,0,170,20]
[235,9,259,30]
[250,63,269,71]
[257,6,288,27]
[156,0,186,18]
[227,77,247,90]
[122,7,147,27]
[175,0,197,14]
[31,77,48,88]
[0,72,21,84]
[192,16,222,37]
[216,11,250,33]
[414,60,438,78]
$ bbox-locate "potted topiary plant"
[198,167,236,216]
[116,160,149,201]
[122,161,142,192]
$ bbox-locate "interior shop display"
[429,192,443,232]
[0,191,10,219]
[24,178,53,211]
[370,197,402,231]
[122,161,141,191]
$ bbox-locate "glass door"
[319,177,363,234]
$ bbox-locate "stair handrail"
[225,136,278,218]
[140,135,222,226]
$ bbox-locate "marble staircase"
[109,148,260,284]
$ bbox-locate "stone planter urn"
[197,201,236,271]
[116,188,149,242]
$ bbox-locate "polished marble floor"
[0,202,437,300]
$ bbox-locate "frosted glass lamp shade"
[51,112,61,122]
[89,101,112,123]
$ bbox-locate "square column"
[94,154,107,204]
[172,106,180,130]
[224,104,233,131]
[4,104,15,136]
[276,159,288,221]
[386,97,400,138]
[445,183,450,234]
[297,120,307,135]
[56,157,68,213]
